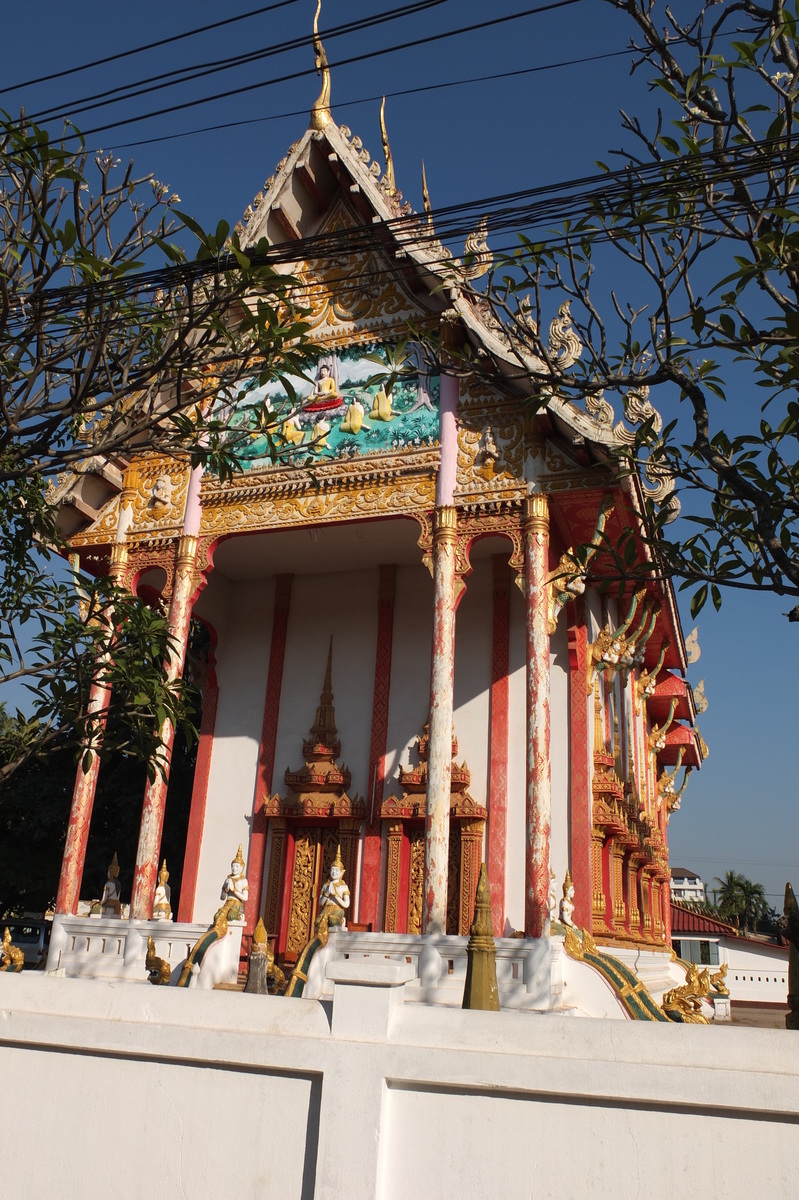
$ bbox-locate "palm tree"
[739,879,768,936]
[713,870,746,928]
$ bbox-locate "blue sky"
[3,0,797,910]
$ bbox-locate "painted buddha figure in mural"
[369,386,394,423]
[339,395,369,435]
[220,845,249,921]
[305,364,343,413]
[315,846,350,932]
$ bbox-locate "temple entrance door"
[283,826,341,962]
[404,825,462,936]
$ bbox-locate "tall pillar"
[523,493,551,938]
[487,555,510,936]
[55,542,128,914]
[129,533,199,919]
[246,573,293,938]
[423,505,458,934]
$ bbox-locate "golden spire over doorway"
[310,0,332,130]
[379,96,395,193]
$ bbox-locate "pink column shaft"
[129,535,198,919]
[524,494,551,938]
[423,506,458,934]
[55,543,129,915]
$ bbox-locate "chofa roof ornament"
[310,0,332,130]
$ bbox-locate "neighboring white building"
[670,867,707,904]
[671,901,789,1007]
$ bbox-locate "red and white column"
[523,493,552,938]
[130,466,203,919]
[55,541,129,914]
[423,364,459,934]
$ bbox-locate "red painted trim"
[245,575,293,938]
[177,632,219,922]
[487,555,510,936]
[359,565,396,929]
[567,602,592,930]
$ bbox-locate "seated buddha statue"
[100,853,122,917]
[220,845,249,921]
[153,859,172,921]
[305,365,342,412]
[315,846,350,932]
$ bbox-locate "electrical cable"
[45,0,585,140]
[27,0,454,125]
[4,137,793,330]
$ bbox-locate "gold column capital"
[433,504,458,539]
[176,534,199,568]
[109,542,129,579]
[523,493,550,529]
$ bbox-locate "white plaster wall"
[725,938,789,1005]
[505,581,527,933]
[503,585,571,932]
[453,554,492,813]
[272,568,378,805]
[549,618,570,895]
[193,576,274,918]
[2,972,798,1200]
[382,562,433,790]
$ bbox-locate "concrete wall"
[2,972,797,1200]
[725,937,789,1005]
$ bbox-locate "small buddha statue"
[315,846,350,932]
[559,870,576,929]
[220,845,249,921]
[339,396,368,435]
[100,853,122,917]
[282,415,304,446]
[368,387,394,422]
[311,417,330,450]
[153,859,172,921]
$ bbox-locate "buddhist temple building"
[47,23,703,984]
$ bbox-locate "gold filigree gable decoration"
[263,640,365,821]
[380,722,487,822]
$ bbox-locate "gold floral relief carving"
[286,830,317,958]
[75,454,190,545]
[407,831,425,935]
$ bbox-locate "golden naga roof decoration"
[379,96,395,194]
[310,0,332,131]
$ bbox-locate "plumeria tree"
[0,112,318,779]
[479,0,799,622]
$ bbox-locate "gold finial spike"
[310,0,332,130]
[158,859,169,885]
[332,844,345,875]
[109,851,120,879]
[462,863,500,1011]
[234,843,245,868]
[253,917,268,948]
[421,159,433,229]
[379,96,395,192]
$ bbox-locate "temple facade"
[50,62,702,982]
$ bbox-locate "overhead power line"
[27,0,454,125]
[0,0,303,96]
[6,135,794,326]
[41,0,584,141]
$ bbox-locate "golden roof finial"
[379,96,395,193]
[421,159,433,229]
[252,917,268,947]
[310,0,332,130]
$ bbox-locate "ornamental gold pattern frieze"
[199,447,438,537]
[73,454,190,547]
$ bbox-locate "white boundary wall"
[2,969,797,1200]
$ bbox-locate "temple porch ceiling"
[206,518,513,584]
